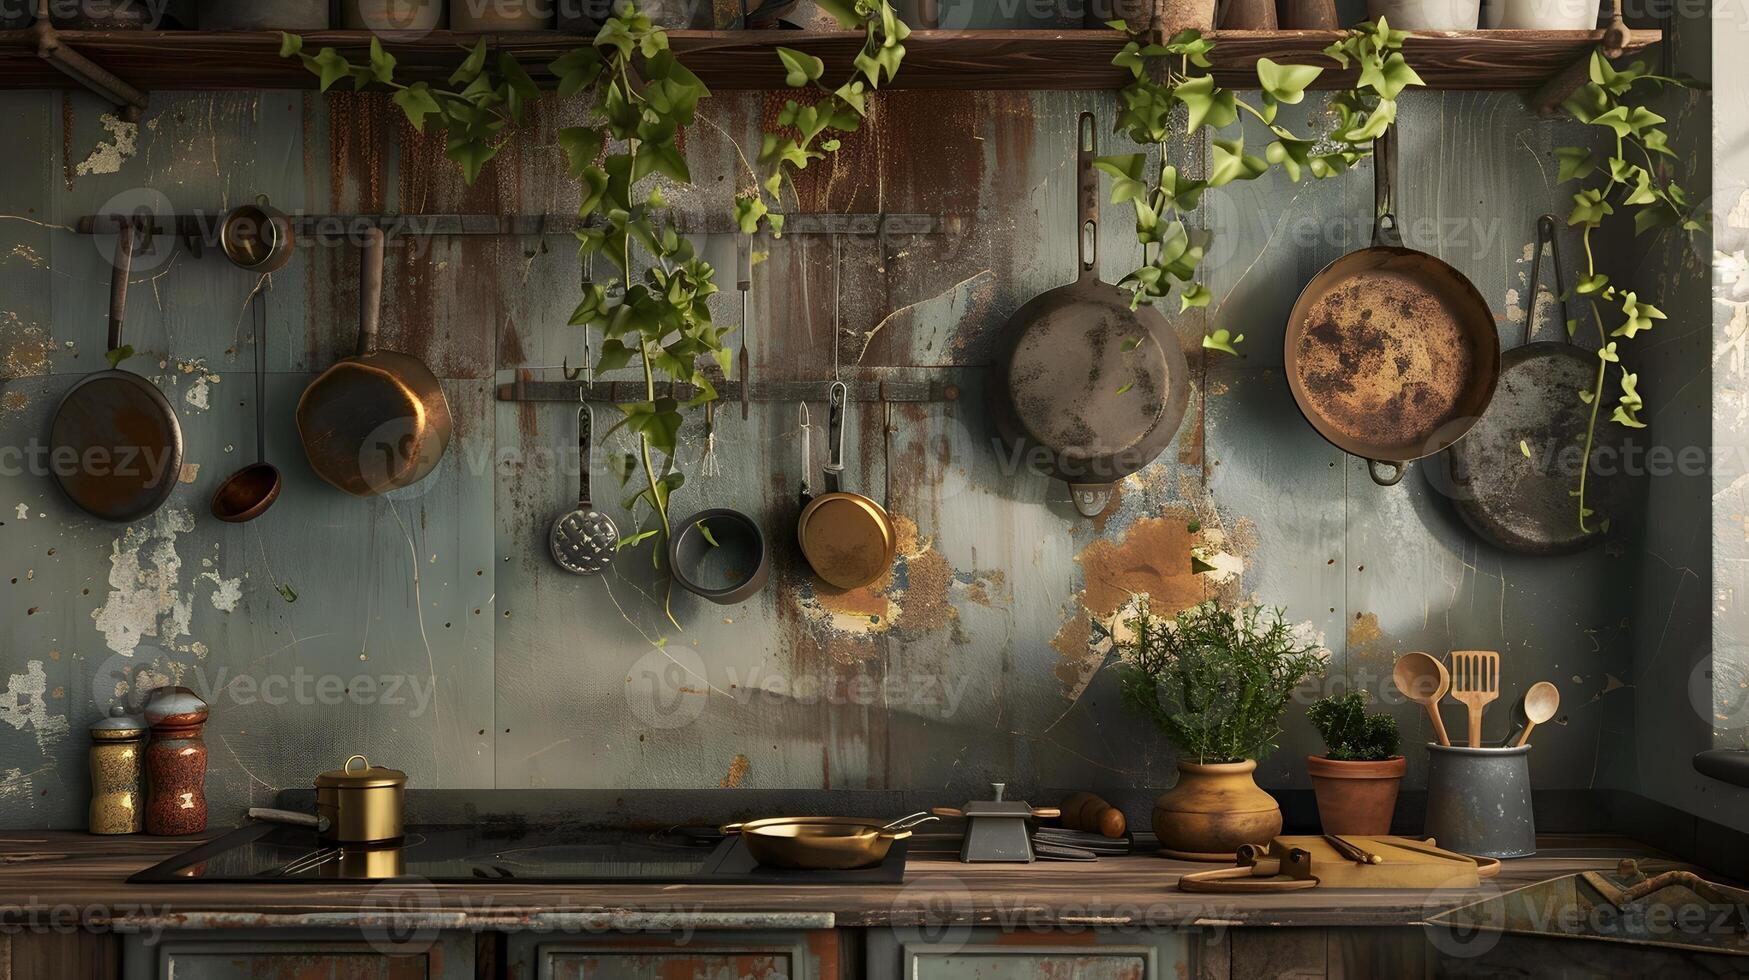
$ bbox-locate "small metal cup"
[220,195,295,273]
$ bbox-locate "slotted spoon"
[1449,650,1500,748]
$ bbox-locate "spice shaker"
[143,686,209,836]
[87,706,146,835]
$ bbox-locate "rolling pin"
[1060,792,1128,839]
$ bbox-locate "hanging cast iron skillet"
[989,112,1190,517]
[798,385,897,590]
[50,221,184,522]
[1284,129,1500,486]
[1439,214,1630,554]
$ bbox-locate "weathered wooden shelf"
[0,27,1661,94]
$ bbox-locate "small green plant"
[1116,598,1326,764]
[1100,17,1421,348]
[1557,51,1707,533]
[1307,691,1400,761]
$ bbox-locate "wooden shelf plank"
[0,27,1661,94]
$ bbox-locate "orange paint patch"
[1077,512,1207,619]
[719,753,750,789]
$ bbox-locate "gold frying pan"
[798,382,896,590]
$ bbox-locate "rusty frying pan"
[50,221,184,522]
[798,384,897,590]
[296,227,453,496]
[989,112,1190,517]
[1284,129,1500,486]
[1439,215,1631,554]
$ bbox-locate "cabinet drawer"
[123,931,474,980]
[510,930,837,980]
[868,927,1191,980]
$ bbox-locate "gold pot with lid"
[314,754,406,844]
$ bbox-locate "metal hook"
[562,357,586,381]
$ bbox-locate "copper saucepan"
[797,382,897,590]
[721,812,936,870]
[1283,128,1500,486]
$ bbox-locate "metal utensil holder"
[1423,742,1535,859]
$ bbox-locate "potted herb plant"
[1306,691,1405,836]
[1117,599,1326,861]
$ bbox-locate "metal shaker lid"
[89,704,146,740]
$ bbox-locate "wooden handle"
[1030,807,1061,819]
[930,807,964,819]
[1513,721,1537,748]
[1424,701,1451,747]
[1467,704,1483,749]
[1060,792,1128,839]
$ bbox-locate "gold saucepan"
[721,812,935,870]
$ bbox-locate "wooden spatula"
[1449,650,1500,748]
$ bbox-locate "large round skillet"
[1284,129,1500,487]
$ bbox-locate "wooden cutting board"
[1178,836,1498,892]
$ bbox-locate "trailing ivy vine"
[1557,51,1705,532]
[1099,17,1421,352]
[283,1,909,629]
[733,0,910,236]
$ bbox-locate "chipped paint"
[91,507,196,657]
[0,312,52,377]
[73,113,139,176]
[201,571,242,613]
[0,661,69,752]
[719,753,750,788]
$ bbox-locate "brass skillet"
[797,382,896,590]
[720,812,936,870]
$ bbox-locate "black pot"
[668,508,769,605]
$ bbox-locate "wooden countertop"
[0,832,1694,931]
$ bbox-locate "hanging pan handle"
[108,219,135,353]
[797,403,814,506]
[577,404,593,509]
[1076,111,1100,282]
[824,380,848,494]
[1367,459,1405,487]
[357,226,385,356]
[1525,213,1573,346]
[1372,128,1403,249]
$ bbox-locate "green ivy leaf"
[1554,146,1596,183]
[1179,283,1211,311]
[1568,188,1614,228]
[278,32,303,58]
[105,344,134,370]
[1576,272,1611,295]
[1202,328,1243,356]
[449,39,489,87]
[1209,136,1268,187]
[777,46,825,87]
[1613,292,1665,338]
[558,126,604,178]
[734,196,769,234]
[391,83,441,132]
[1255,57,1323,104]
[311,47,352,92]
[1174,75,1238,133]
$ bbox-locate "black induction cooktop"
[128,821,909,885]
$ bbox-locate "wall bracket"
[31,2,148,121]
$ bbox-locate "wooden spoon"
[1393,652,1452,747]
[1512,681,1560,747]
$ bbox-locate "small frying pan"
[50,221,184,522]
[669,507,769,604]
[1284,129,1500,486]
[1440,215,1631,553]
[798,383,896,590]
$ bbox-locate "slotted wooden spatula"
[1449,650,1500,748]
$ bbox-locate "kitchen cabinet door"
[507,930,838,980]
[866,927,1192,980]
[121,931,474,980]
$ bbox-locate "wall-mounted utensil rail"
[74,212,949,242]
[497,377,965,405]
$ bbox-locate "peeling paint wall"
[0,69,1682,828]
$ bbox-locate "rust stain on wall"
[718,753,750,788]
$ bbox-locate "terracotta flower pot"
[1151,759,1282,862]
[1306,754,1406,836]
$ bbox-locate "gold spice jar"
[88,706,146,835]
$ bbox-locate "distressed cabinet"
[865,927,1192,980]
[120,931,475,980]
[505,930,840,979]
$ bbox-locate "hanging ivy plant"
[734,0,910,236]
[1099,17,1421,351]
[283,1,908,629]
[1557,51,1706,532]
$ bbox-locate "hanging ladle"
[211,281,282,522]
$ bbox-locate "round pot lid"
[315,754,407,789]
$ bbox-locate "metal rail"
[496,376,966,405]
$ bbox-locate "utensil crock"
[1423,742,1535,859]
[314,754,406,844]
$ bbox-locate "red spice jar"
[143,686,209,836]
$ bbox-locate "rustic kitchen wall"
[0,64,1683,826]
